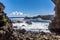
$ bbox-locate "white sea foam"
[13,21,50,33]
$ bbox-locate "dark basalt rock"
[0,20,5,27]
[0,2,13,40]
[48,0,60,34]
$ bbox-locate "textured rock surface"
[48,0,60,34]
[0,2,13,40]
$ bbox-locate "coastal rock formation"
[0,2,13,40]
[48,0,60,34]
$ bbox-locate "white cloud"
[9,11,24,17]
[11,11,23,16]
[8,11,34,17]
[8,11,54,17]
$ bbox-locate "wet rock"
[26,21,32,25]
[17,29,26,34]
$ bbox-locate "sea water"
[10,17,51,33]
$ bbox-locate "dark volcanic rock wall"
[48,0,60,34]
[0,2,13,40]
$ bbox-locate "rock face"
[0,2,13,40]
[48,0,60,34]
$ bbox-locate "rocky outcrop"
[48,0,60,34]
[24,15,53,20]
[0,2,13,40]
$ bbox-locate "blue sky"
[0,0,55,17]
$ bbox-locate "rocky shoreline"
[2,30,60,40]
[0,0,60,40]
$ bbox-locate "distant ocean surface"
[9,17,51,33]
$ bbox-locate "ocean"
[10,17,51,33]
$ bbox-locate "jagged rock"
[0,2,13,40]
[48,0,60,34]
